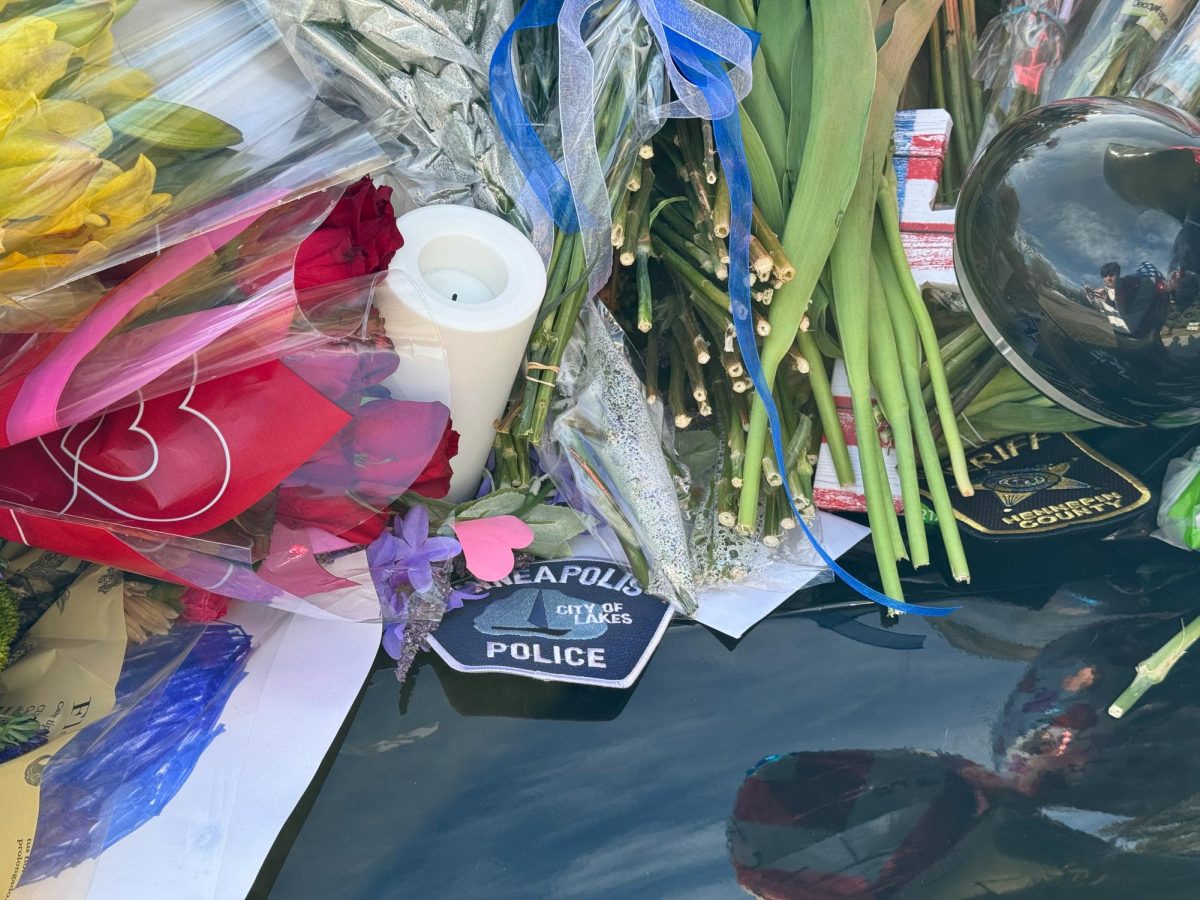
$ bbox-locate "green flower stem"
[922,331,989,409]
[1110,615,1200,719]
[737,0,878,533]
[797,330,852,485]
[668,336,692,428]
[830,165,904,593]
[878,163,974,498]
[654,217,716,274]
[527,237,588,442]
[644,330,660,405]
[868,264,930,568]
[874,230,971,583]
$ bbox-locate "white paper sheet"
[16,602,381,900]
[570,512,870,640]
[690,512,871,639]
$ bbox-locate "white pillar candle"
[374,205,547,502]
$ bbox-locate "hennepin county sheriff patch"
[427,559,673,689]
[928,433,1151,539]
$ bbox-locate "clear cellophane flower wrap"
[0,181,454,620]
[1,545,128,896]
[17,614,258,896]
[0,0,471,618]
[971,1,1099,159]
[0,0,401,329]
[1132,4,1200,112]
[265,0,530,222]
[0,539,267,898]
[1047,0,1199,103]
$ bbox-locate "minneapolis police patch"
[426,559,673,689]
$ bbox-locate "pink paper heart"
[452,515,534,582]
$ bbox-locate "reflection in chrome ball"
[956,97,1200,427]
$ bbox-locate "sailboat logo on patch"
[472,588,608,641]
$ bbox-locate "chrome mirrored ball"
[955,97,1200,428]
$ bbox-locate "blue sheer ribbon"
[488,0,581,232]
[490,0,956,617]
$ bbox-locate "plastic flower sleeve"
[1046,0,1198,103]
[539,300,698,614]
[506,0,668,290]
[265,0,531,224]
[0,553,129,895]
[1132,5,1200,112]
[970,1,1096,159]
[0,271,453,618]
[0,0,400,323]
[1153,444,1200,549]
[17,619,252,891]
[0,188,374,448]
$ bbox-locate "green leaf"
[743,52,789,181]
[705,0,753,28]
[740,109,786,233]
[757,0,807,113]
[456,490,526,520]
[785,14,815,198]
[522,505,589,558]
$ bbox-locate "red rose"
[180,587,229,623]
[294,178,404,291]
[409,422,460,499]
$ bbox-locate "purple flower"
[376,585,410,660]
[446,584,490,612]
[382,621,406,659]
[367,505,461,594]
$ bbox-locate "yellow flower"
[0,89,37,135]
[0,130,102,224]
[6,98,112,150]
[0,240,108,298]
[81,153,170,243]
[58,64,155,114]
[3,154,169,256]
[0,17,73,97]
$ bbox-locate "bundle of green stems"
[924,321,1097,450]
[603,117,815,546]
[927,0,983,195]
[502,1,661,461]
[698,0,977,600]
